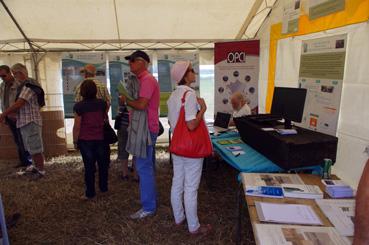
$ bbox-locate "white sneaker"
[129,208,155,220]
[16,165,34,175]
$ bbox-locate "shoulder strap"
[181,90,191,104]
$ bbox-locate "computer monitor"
[271,87,307,129]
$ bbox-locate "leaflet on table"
[315,199,355,236]
[216,138,242,145]
[281,184,323,199]
[255,202,322,225]
[245,186,284,198]
[321,179,354,198]
[254,224,350,245]
[241,173,304,188]
[225,146,245,156]
[276,129,298,135]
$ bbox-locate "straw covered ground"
[0,146,255,244]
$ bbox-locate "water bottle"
[322,158,332,179]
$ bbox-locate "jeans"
[78,140,109,198]
[136,132,157,212]
[6,118,32,166]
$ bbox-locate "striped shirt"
[74,78,111,103]
[16,86,42,128]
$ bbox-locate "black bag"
[25,83,45,107]
[114,114,122,130]
[158,121,164,136]
[104,121,118,144]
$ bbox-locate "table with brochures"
[211,131,321,174]
[237,173,354,245]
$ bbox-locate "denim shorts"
[20,122,44,155]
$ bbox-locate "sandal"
[190,224,212,236]
[175,219,186,228]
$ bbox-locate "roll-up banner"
[214,40,260,116]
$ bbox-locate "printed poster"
[157,51,199,117]
[309,0,345,20]
[298,34,347,136]
[108,52,153,119]
[214,40,259,115]
[62,52,106,118]
[282,0,301,34]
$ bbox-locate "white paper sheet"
[316,199,355,236]
[256,202,322,225]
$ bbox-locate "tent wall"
[257,0,369,187]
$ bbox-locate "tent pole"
[235,0,264,39]
[0,0,45,81]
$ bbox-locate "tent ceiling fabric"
[0,0,276,52]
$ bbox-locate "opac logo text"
[227,52,246,63]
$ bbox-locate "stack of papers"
[255,202,322,225]
[281,184,323,199]
[321,179,354,198]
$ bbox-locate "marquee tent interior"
[1,0,369,189]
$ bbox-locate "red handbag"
[169,91,213,158]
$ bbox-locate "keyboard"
[248,114,282,122]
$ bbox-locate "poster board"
[214,40,259,115]
[309,0,345,20]
[62,52,106,118]
[298,34,347,136]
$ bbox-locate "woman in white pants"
[167,61,212,235]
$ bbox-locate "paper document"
[254,224,350,245]
[316,199,355,236]
[117,81,133,100]
[255,202,322,225]
[241,173,304,188]
[282,184,323,199]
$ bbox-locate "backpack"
[16,81,46,107]
[25,83,45,107]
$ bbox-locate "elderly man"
[0,65,32,167]
[0,63,45,178]
[74,64,111,105]
[119,50,160,219]
[229,92,251,126]
[231,92,251,118]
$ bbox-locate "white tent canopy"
[0,0,276,52]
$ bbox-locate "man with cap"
[74,64,111,106]
[0,65,32,167]
[119,50,160,219]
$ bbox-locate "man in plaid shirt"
[74,64,111,106]
[0,63,45,178]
